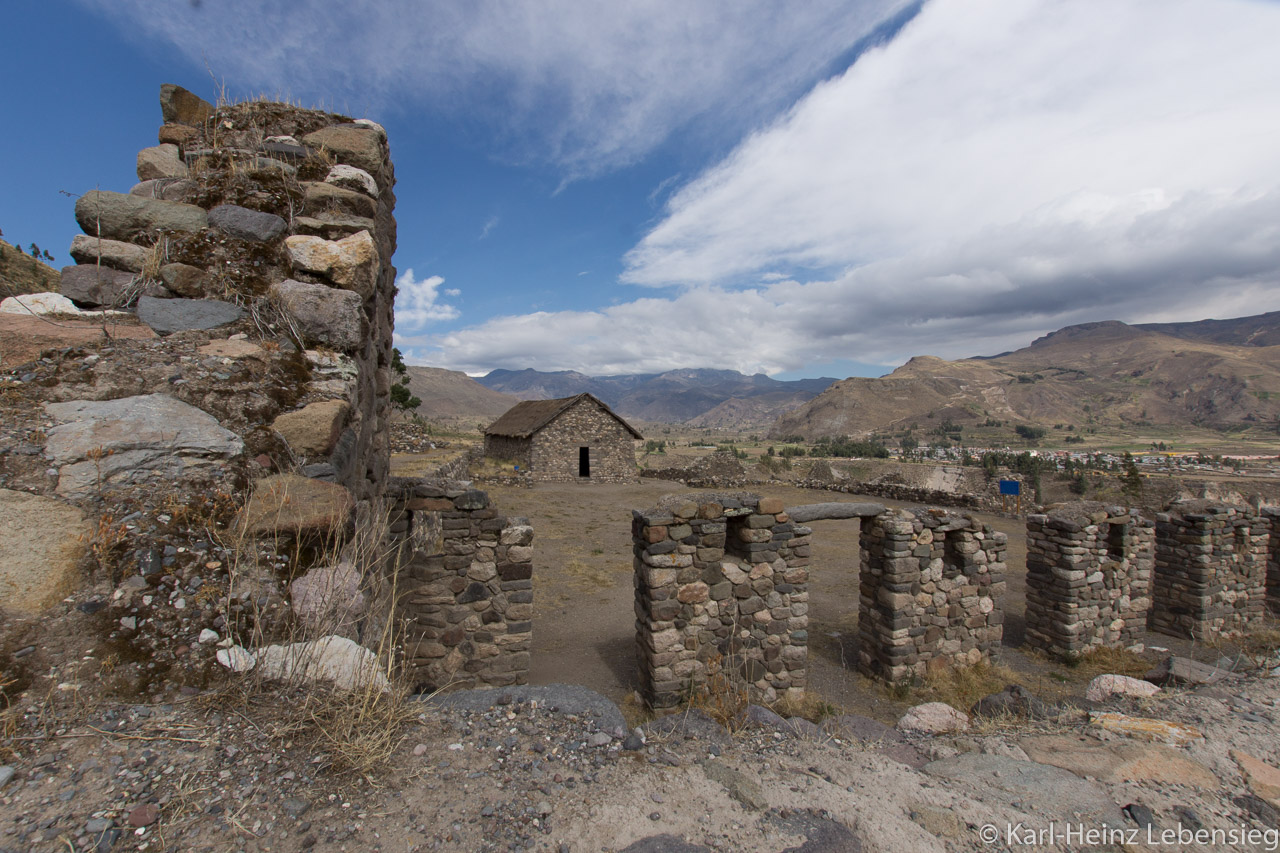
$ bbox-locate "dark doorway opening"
[578,447,590,477]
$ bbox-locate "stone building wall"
[1267,507,1280,616]
[60,84,396,503]
[530,397,637,482]
[483,434,532,470]
[388,478,533,691]
[1149,500,1269,639]
[1024,502,1154,660]
[632,493,809,711]
[858,509,1005,682]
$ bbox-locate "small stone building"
[483,393,642,482]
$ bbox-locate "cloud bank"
[433,0,1280,375]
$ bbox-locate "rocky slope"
[478,368,835,424]
[0,238,60,297]
[772,314,1280,439]
[404,365,520,423]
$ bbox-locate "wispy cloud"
[394,269,459,329]
[424,0,1280,376]
[478,215,499,241]
[77,0,911,177]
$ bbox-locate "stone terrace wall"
[61,84,396,503]
[858,509,1005,682]
[1150,500,1269,639]
[388,478,533,691]
[632,492,809,711]
[1024,502,1154,660]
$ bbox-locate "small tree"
[1120,452,1143,502]
[389,347,421,412]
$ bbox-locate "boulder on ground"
[1086,673,1161,703]
[256,635,389,692]
[290,561,367,631]
[1146,656,1231,687]
[897,702,969,734]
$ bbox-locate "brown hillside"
[685,390,818,430]
[404,365,520,423]
[770,317,1280,439]
[0,238,60,297]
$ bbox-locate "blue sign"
[999,479,1021,496]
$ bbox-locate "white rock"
[897,702,970,734]
[325,164,378,198]
[1,293,83,315]
[1086,674,1161,702]
[255,635,389,692]
[216,645,257,672]
[197,628,219,644]
[352,119,386,140]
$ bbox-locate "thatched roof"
[484,393,643,440]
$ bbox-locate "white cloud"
[77,0,911,177]
[616,0,1280,363]
[394,269,459,328]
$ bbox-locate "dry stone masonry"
[1024,502,1155,660]
[632,493,810,711]
[389,479,533,691]
[1268,507,1280,616]
[1149,500,1269,639]
[58,84,397,503]
[858,509,1005,682]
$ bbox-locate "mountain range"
[474,367,837,427]
[770,313,1280,439]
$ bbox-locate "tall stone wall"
[530,398,637,482]
[1149,500,1269,639]
[632,493,809,711]
[1024,503,1154,660]
[388,478,533,690]
[858,509,1005,682]
[1267,507,1280,616]
[60,84,396,503]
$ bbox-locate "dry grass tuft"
[769,689,840,724]
[1065,645,1151,680]
[909,659,1022,712]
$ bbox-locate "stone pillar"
[858,509,1005,682]
[633,492,809,712]
[1267,507,1280,616]
[1150,500,1268,640]
[1024,502,1154,660]
[392,479,533,690]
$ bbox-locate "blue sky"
[3,0,1280,380]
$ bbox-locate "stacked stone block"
[858,509,1005,682]
[1024,502,1154,659]
[632,493,809,711]
[1150,500,1269,639]
[1267,507,1280,616]
[62,84,397,503]
[389,479,533,691]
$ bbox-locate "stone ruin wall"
[388,479,533,691]
[858,509,1006,682]
[632,493,810,711]
[1024,503,1155,659]
[1268,507,1280,616]
[1149,501,1270,640]
[58,84,396,503]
